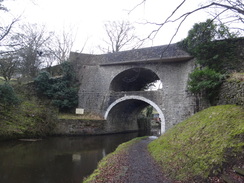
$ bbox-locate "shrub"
[34,71,52,95]
[179,19,239,101]
[34,62,79,112]
[0,83,19,107]
[188,68,224,99]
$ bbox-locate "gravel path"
[124,138,171,183]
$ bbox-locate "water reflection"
[0,132,142,183]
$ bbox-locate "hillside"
[0,85,58,140]
[148,105,244,182]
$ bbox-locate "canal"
[0,131,158,183]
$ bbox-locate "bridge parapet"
[107,90,164,107]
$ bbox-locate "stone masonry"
[218,81,244,106]
[69,43,197,134]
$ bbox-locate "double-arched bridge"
[70,44,196,134]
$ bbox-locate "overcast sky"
[3,0,210,53]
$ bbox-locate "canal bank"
[84,105,244,183]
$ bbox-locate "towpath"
[123,137,171,183]
[88,137,172,183]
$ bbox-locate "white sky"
[3,0,210,53]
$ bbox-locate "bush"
[0,83,19,107]
[34,62,79,112]
[188,68,224,99]
[34,71,52,94]
[179,20,239,102]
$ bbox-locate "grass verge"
[148,105,244,182]
[58,113,103,120]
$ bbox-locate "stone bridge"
[70,43,197,134]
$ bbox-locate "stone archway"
[104,95,165,134]
[109,67,161,92]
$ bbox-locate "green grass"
[0,97,58,139]
[148,105,244,182]
[58,113,103,120]
[0,77,18,85]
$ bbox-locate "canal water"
[0,132,155,183]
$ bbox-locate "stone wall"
[54,118,142,135]
[71,58,196,132]
[69,43,198,134]
[217,81,244,106]
[54,119,107,135]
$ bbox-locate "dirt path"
[85,137,172,183]
[123,137,171,183]
[85,136,244,183]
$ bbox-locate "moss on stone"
[228,73,244,82]
[148,105,244,182]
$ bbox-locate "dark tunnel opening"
[106,99,161,136]
[109,68,161,92]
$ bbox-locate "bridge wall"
[70,51,196,133]
[72,62,195,131]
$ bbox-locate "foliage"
[179,19,216,52]
[194,40,238,72]
[34,71,51,93]
[60,61,76,81]
[148,105,244,182]
[0,82,19,107]
[146,106,153,117]
[188,67,224,99]
[179,19,240,100]
[179,19,238,72]
[35,61,78,112]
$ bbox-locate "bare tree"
[49,29,75,64]
[132,0,244,44]
[0,52,19,81]
[0,0,7,11]
[100,20,144,53]
[0,0,19,44]
[0,0,21,81]
[13,24,54,78]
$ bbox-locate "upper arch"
[109,67,160,92]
